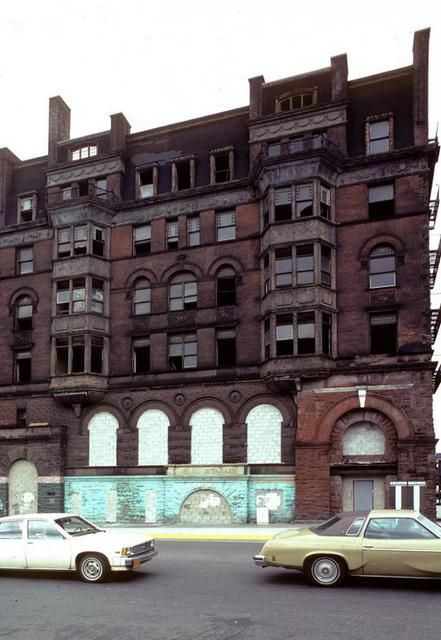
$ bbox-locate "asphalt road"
[0,541,440,640]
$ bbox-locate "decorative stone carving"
[249,107,347,143]
[47,159,125,186]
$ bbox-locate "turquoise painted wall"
[64,475,295,524]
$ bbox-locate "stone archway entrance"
[8,460,38,515]
[179,490,232,524]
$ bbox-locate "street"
[0,540,440,640]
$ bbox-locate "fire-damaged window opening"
[15,351,32,384]
[368,183,395,219]
[133,338,150,374]
[217,328,236,367]
[172,157,195,192]
[370,312,397,355]
[210,147,234,184]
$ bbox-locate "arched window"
[169,273,197,311]
[190,408,223,464]
[369,245,396,289]
[15,295,33,331]
[343,423,385,456]
[246,404,282,464]
[133,278,151,315]
[137,409,169,465]
[88,412,119,466]
[216,267,236,306]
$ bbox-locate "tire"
[78,554,109,583]
[306,556,346,587]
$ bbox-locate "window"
[295,183,313,217]
[296,245,314,285]
[276,315,294,356]
[169,334,197,370]
[172,158,195,191]
[320,185,331,219]
[370,312,397,355]
[167,220,179,249]
[264,317,271,359]
[276,91,316,112]
[169,273,197,311]
[17,194,36,224]
[94,178,107,199]
[263,192,270,227]
[16,407,27,428]
[216,210,236,242]
[71,145,97,161]
[263,254,270,294]
[298,312,315,354]
[57,224,105,258]
[275,248,293,287]
[343,423,385,456]
[322,313,332,356]
[217,328,236,367]
[56,278,104,315]
[267,141,282,157]
[366,119,392,155]
[133,224,151,256]
[365,518,436,540]
[133,279,151,315]
[17,246,33,275]
[15,296,33,331]
[210,148,234,184]
[187,215,200,247]
[15,351,31,384]
[133,338,150,374]
[55,335,104,375]
[369,245,396,289]
[274,187,292,221]
[137,166,158,199]
[368,184,394,218]
[216,267,236,306]
[321,246,332,286]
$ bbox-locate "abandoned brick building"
[0,29,439,523]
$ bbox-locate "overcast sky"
[1,0,441,445]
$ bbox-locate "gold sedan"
[254,509,441,587]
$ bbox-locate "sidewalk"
[99,522,317,541]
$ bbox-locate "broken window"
[169,273,197,311]
[17,194,36,223]
[276,315,294,356]
[370,312,397,355]
[274,187,292,221]
[217,267,236,306]
[217,329,236,367]
[368,183,394,219]
[91,337,103,374]
[133,224,151,256]
[133,338,150,374]
[15,296,33,331]
[169,334,197,370]
[210,148,234,184]
[71,336,85,373]
[15,351,31,384]
[295,183,313,217]
[173,158,194,191]
[138,167,155,198]
[297,312,316,354]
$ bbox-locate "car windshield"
[55,516,100,536]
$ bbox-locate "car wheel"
[78,554,109,583]
[306,556,346,587]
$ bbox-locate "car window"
[345,518,365,536]
[0,520,24,539]
[365,517,437,540]
[312,513,368,537]
[56,516,99,535]
[28,520,65,540]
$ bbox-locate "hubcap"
[313,558,339,584]
[83,559,102,579]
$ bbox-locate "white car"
[0,513,158,583]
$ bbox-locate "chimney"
[413,28,430,146]
[48,96,70,167]
[249,75,265,119]
[0,148,19,228]
[331,54,348,101]
[110,113,131,153]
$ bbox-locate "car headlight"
[121,547,134,557]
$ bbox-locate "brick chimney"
[331,54,348,101]
[48,96,71,167]
[110,112,131,153]
[413,28,430,146]
[248,75,265,119]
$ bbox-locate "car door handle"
[363,545,374,549]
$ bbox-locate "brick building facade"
[0,29,438,523]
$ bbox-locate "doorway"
[8,460,38,515]
[353,480,374,510]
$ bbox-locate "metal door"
[354,480,374,510]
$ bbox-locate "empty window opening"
[298,312,315,354]
[15,351,31,384]
[217,267,236,306]
[274,187,292,221]
[139,168,154,198]
[217,329,236,367]
[176,161,191,190]
[276,315,294,356]
[133,339,150,374]
[370,313,397,355]
[214,153,230,183]
[368,184,394,219]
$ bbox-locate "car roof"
[0,513,78,522]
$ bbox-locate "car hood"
[73,531,154,546]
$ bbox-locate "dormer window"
[276,90,317,113]
[17,193,37,224]
[71,145,97,161]
[366,115,393,155]
[172,157,196,192]
[210,147,234,184]
[136,165,158,199]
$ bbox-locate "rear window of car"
[312,514,366,537]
